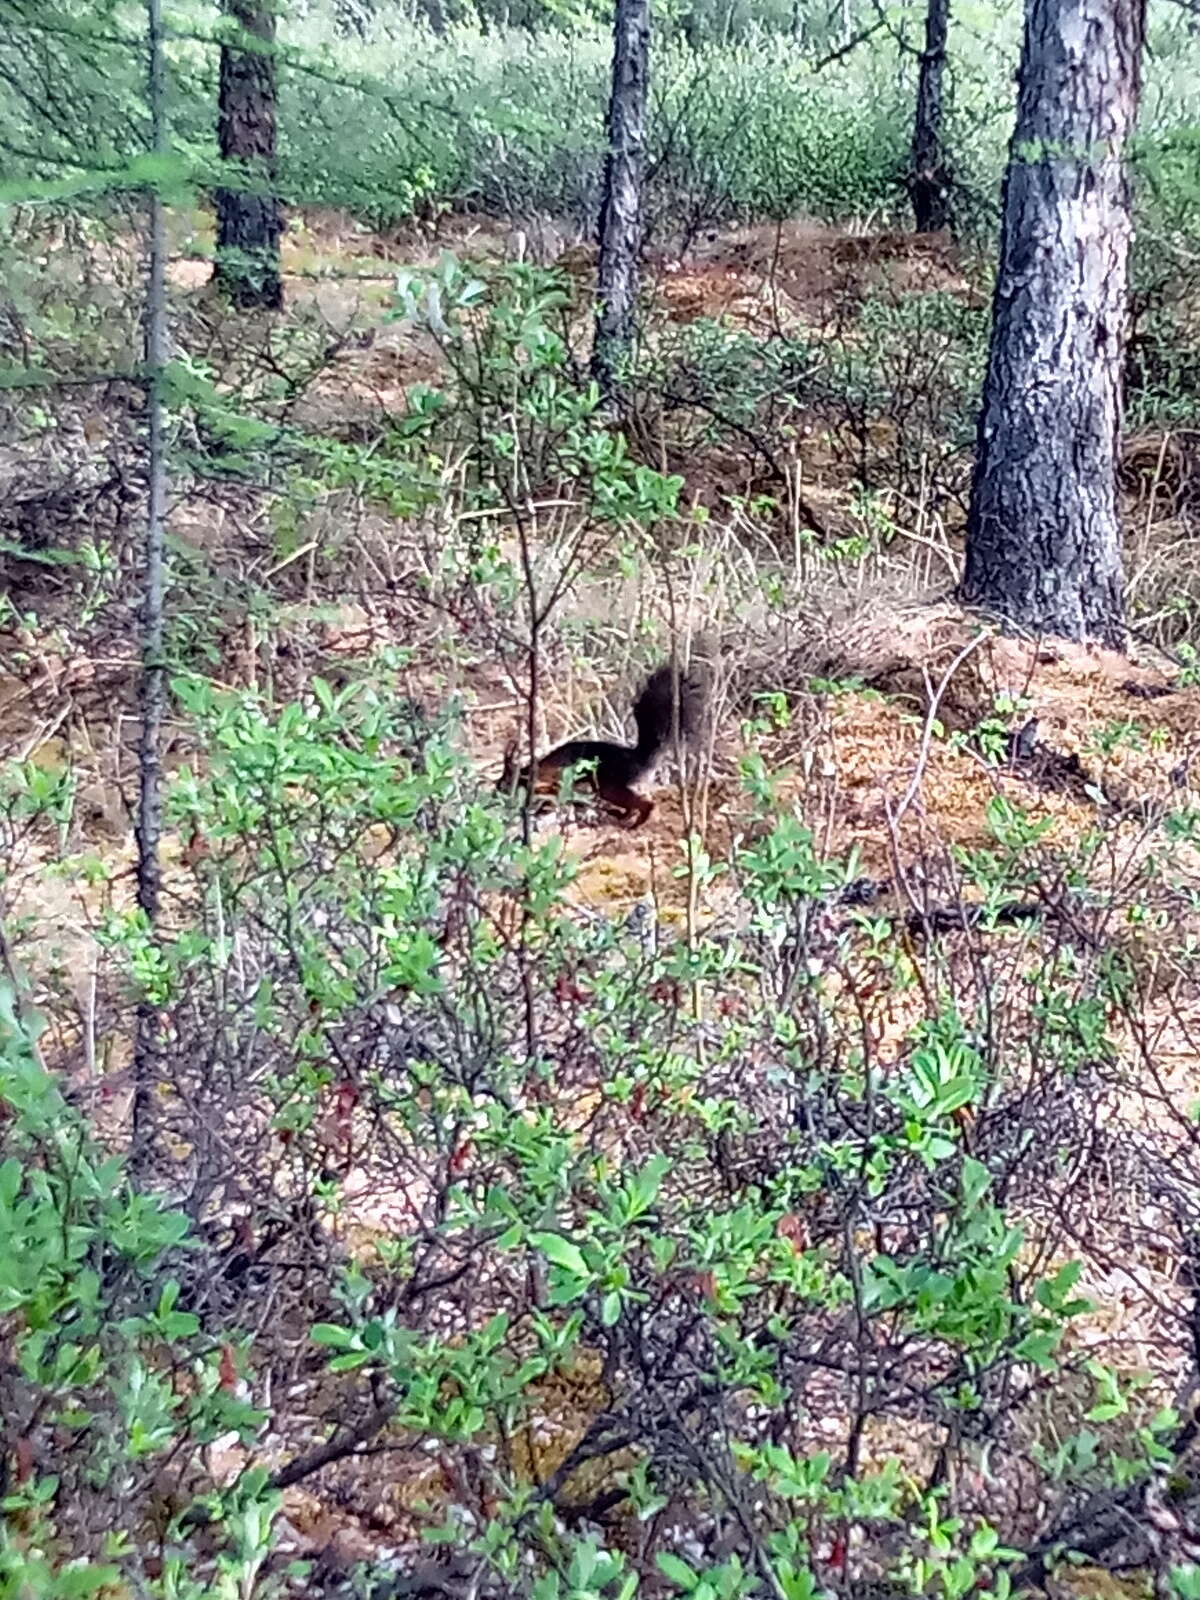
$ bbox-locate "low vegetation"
[4,1,1200,1595]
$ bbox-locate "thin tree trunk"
[133,0,169,1172]
[960,0,1146,647]
[214,0,283,311]
[909,0,952,233]
[592,0,649,401]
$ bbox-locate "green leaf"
[960,1156,991,1209]
[657,1553,699,1591]
[529,1233,588,1277]
[970,1525,998,1558]
[1086,1402,1125,1422]
[310,1323,354,1348]
[329,1351,373,1372]
[1013,1331,1059,1369]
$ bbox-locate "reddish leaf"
[777,1213,807,1254]
[332,1080,359,1158]
[827,1527,847,1573]
[553,972,586,1006]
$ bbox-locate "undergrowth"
[6,619,1200,1594]
[3,57,1200,1586]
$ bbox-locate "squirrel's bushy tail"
[632,661,709,763]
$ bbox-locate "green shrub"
[74,661,1188,1593]
[0,987,278,1595]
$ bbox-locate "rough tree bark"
[909,0,952,232]
[214,0,283,311]
[960,0,1146,647]
[591,0,650,400]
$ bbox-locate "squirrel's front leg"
[596,778,653,830]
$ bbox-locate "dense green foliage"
[5,0,1200,1592]
[0,0,1197,239]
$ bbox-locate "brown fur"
[501,662,708,829]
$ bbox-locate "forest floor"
[6,205,1197,981]
[3,207,1200,1594]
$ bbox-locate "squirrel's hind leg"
[598,779,654,829]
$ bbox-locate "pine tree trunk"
[592,0,649,400]
[961,0,1145,647]
[909,0,951,233]
[214,0,283,311]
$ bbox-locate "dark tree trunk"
[960,0,1146,647]
[909,0,952,233]
[214,0,283,311]
[591,0,649,400]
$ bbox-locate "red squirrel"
[501,662,708,829]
